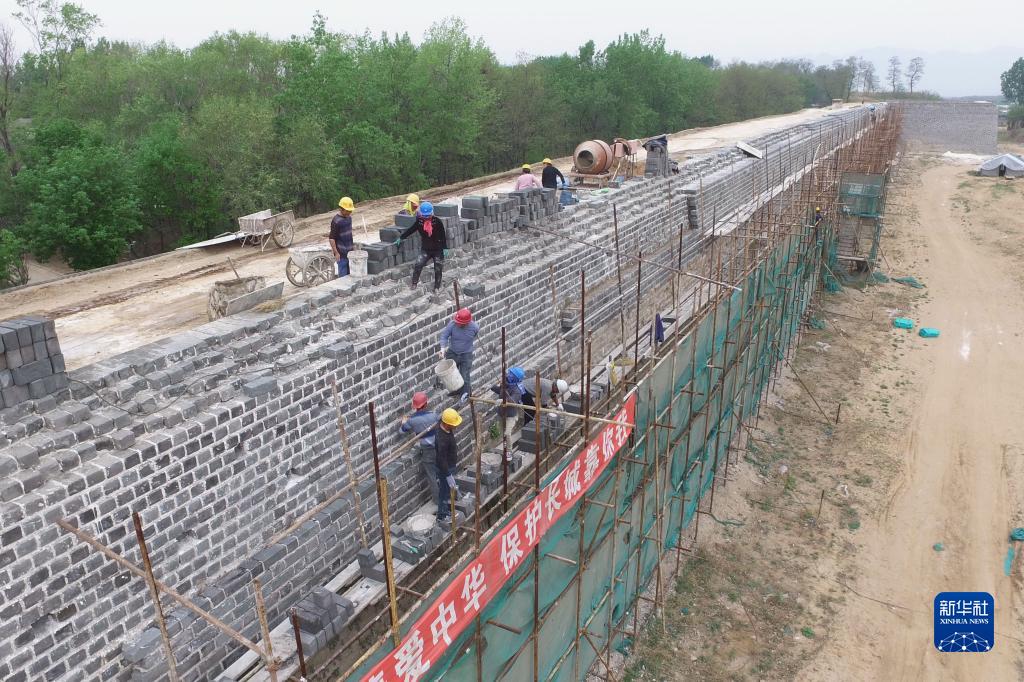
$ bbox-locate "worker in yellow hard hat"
[330,197,355,277]
[541,157,566,190]
[401,193,420,216]
[435,408,463,520]
[514,163,542,191]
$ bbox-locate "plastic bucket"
[435,359,464,392]
[348,250,368,277]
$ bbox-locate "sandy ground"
[0,106,853,369]
[620,154,1024,680]
[805,157,1024,681]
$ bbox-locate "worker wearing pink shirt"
[513,163,542,190]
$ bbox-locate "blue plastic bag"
[893,317,914,330]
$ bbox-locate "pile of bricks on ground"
[362,189,559,275]
[0,316,68,409]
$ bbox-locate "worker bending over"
[435,408,463,521]
[398,391,441,507]
[514,163,542,190]
[330,197,355,277]
[492,367,525,454]
[440,308,479,401]
[395,201,447,292]
[522,377,570,425]
[541,158,565,189]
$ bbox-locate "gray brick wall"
[0,105,874,682]
[901,101,997,154]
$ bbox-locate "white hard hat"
[555,379,569,396]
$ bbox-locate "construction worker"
[439,307,479,401]
[435,408,463,521]
[399,391,441,506]
[395,201,447,292]
[814,206,824,226]
[514,164,542,190]
[522,377,570,425]
[400,193,420,216]
[492,367,525,453]
[330,197,355,277]
[540,158,566,189]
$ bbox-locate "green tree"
[13,120,141,269]
[1002,58,1024,104]
[14,0,100,83]
[0,228,28,287]
[133,117,224,251]
[184,94,282,218]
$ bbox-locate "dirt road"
[803,159,1024,679]
[0,106,853,370]
[619,155,1024,681]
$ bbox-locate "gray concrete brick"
[243,377,279,397]
[11,359,51,386]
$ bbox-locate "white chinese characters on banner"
[362,393,637,682]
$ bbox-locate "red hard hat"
[412,392,428,409]
[454,308,472,325]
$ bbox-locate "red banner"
[363,393,638,682]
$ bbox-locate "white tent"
[978,153,1024,178]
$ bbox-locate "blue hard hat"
[420,201,434,217]
[507,367,525,383]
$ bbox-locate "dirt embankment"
[621,157,1024,680]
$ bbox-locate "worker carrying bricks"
[394,201,448,292]
[491,366,525,454]
[435,408,463,521]
[330,197,355,277]
[398,391,441,507]
[400,193,420,216]
[522,377,571,425]
[514,163,542,190]
[439,307,479,402]
[540,158,566,189]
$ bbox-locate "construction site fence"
[348,217,820,680]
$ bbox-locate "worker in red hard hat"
[439,307,480,402]
[399,391,442,507]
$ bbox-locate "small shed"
[978,153,1024,178]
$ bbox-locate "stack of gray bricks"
[0,316,68,409]
[0,105,879,682]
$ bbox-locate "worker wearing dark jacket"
[395,201,447,291]
[435,408,463,520]
[541,158,566,189]
[330,197,355,276]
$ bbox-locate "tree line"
[0,1,917,282]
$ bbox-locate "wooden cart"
[238,209,296,251]
[285,245,335,288]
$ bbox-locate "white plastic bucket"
[435,359,464,392]
[348,250,368,277]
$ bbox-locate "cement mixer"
[570,137,642,187]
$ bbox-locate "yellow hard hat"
[339,197,355,211]
[521,163,531,170]
[406,193,420,205]
[543,158,552,164]
[441,408,463,427]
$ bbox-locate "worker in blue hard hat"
[394,201,448,292]
[491,366,526,456]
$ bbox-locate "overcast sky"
[2,0,1020,96]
